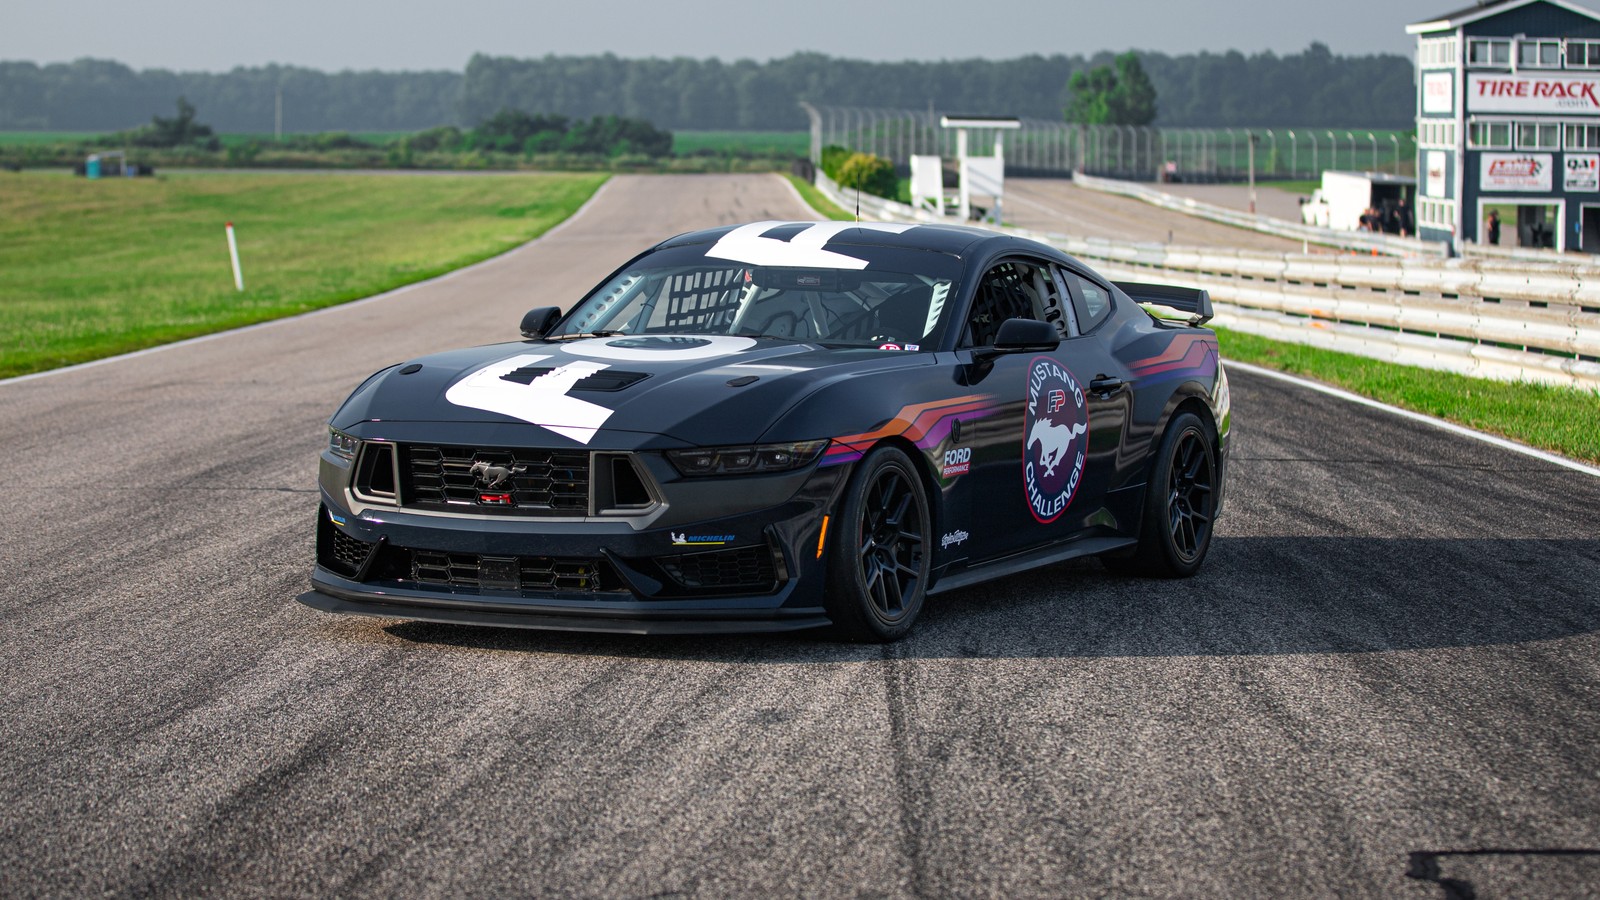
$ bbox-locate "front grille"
[401,445,590,515]
[409,549,621,593]
[657,545,778,592]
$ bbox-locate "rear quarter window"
[1061,270,1114,331]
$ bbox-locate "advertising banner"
[1566,153,1600,191]
[1423,72,1453,114]
[1468,73,1600,114]
[1480,153,1553,191]
[1426,151,1447,197]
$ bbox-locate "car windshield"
[554,247,962,348]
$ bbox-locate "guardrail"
[812,172,1600,389]
[1071,173,1446,258]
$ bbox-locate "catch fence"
[801,103,1416,181]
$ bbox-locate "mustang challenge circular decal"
[1022,356,1089,523]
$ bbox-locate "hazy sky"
[0,0,1510,71]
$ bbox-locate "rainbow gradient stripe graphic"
[822,394,998,467]
[1127,333,1219,383]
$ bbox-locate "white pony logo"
[1028,417,1088,477]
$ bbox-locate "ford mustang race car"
[299,220,1229,641]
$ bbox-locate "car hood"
[332,335,932,448]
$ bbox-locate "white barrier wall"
[811,172,1600,390]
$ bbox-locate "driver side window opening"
[965,260,1059,346]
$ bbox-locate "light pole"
[1346,131,1359,172]
[1327,131,1338,171]
[1287,130,1297,179]
[1389,133,1401,175]
[1248,132,1259,214]
[1264,129,1277,179]
[1308,131,1318,178]
[1366,131,1378,172]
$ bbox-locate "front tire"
[1103,411,1217,578]
[825,446,931,642]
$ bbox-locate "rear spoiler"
[1113,281,1213,327]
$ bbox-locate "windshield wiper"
[548,330,625,340]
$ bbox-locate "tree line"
[1,44,1415,133]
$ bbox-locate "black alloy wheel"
[1103,411,1216,578]
[1167,427,1215,564]
[825,446,931,641]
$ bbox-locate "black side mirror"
[520,306,562,339]
[992,317,1060,352]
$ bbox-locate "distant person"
[1358,207,1377,232]
[1487,209,1501,245]
[1396,198,1414,237]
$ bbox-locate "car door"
[954,256,1119,563]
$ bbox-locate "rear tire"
[824,446,931,641]
[1102,411,1216,578]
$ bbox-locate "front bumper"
[300,459,846,634]
[298,577,830,635]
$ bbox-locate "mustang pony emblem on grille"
[471,461,527,490]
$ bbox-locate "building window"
[1516,121,1561,149]
[1419,198,1456,232]
[1569,40,1600,67]
[1469,121,1513,149]
[1519,39,1562,67]
[1469,38,1512,66]
[1418,37,1459,67]
[1420,120,1457,148]
[1567,124,1600,149]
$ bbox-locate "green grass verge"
[1216,326,1600,464]
[786,174,853,221]
[0,170,607,379]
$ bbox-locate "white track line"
[0,176,618,387]
[1226,359,1600,478]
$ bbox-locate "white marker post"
[224,221,244,291]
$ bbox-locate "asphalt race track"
[3,174,1599,898]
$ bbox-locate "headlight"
[328,427,359,461]
[667,440,828,477]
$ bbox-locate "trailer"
[1300,170,1417,232]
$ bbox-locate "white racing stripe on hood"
[560,334,756,361]
[444,353,615,444]
[705,221,914,269]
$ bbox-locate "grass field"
[1216,327,1600,464]
[674,131,809,157]
[0,132,101,145]
[0,170,607,379]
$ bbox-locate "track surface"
[1005,177,1311,251]
[4,174,1599,898]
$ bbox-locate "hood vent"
[499,366,651,392]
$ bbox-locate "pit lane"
[2,173,1597,898]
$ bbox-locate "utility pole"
[275,88,282,141]
[1247,132,1258,215]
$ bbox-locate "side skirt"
[927,535,1138,596]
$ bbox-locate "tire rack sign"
[1468,73,1600,114]
[1480,153,1553,192]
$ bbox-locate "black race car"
[299,221,1229,641]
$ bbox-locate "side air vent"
[592,453,658,514]
[352,442,398,505]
